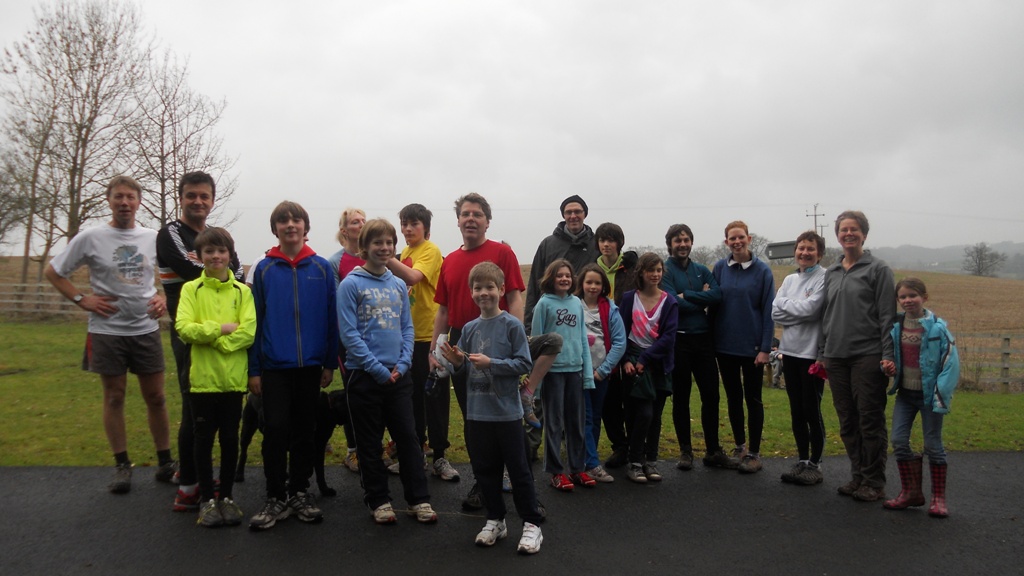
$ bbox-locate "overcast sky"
[3,0,1023,265]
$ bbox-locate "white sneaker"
[475,519,508,546]
[410,502,438,524]
[372,502,397,524]
[517,522,543,554]
[432,457,461,482]
[586,465,615,483]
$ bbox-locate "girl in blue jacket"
[575,263,627,483]
[882,278,959,518]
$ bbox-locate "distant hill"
[871,242,1024,278]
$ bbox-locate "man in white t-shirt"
[45,175,175,495]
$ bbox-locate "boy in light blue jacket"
[337,218,436,525]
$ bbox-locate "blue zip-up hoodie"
[888,310,960,414]
[337,266,414,384]
[248,245,339,376]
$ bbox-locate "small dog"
[235,389,350,497]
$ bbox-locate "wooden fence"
[954,332,1024,393]
[0,283,87,319]
[3,282,1023,393]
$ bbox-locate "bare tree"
[820,247,843,268]
[749,234,772,258]
[627,245,669,260]
[126,50,237,228]
[962,242,1007,277]
[0,153,29,247]
[1,16,63,282]
[690,245,717,267]
[1,0,149,280]
[696,233,773,266]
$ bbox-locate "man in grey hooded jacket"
[524,194,598,328]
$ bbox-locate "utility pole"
[806,203,826,236]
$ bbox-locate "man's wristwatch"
[72,293,84,305]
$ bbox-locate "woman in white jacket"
[771,231,828,486]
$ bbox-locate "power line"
[806,203,826,236]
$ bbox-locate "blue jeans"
[584,376,609,470]
[891,389,946,465]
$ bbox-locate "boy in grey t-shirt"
[439,262,544,555]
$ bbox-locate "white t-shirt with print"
[50,224,160,336]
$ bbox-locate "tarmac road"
[3,453,1021,575]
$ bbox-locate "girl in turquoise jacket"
[882,278,959,518]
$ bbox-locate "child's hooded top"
[248,244,339,375]
[337,266,414,384]
[176,270,256,393]
[531,292,595,389]
[888,310,960,414]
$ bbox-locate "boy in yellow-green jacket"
[176,227,256,527]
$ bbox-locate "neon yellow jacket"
[175,271,256,393]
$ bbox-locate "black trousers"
[467,419,543,525]
[346,369,430,510]
[260,367,321,500]
[190,391,243,500]
[671,332,723,454]
[169,322,196,485]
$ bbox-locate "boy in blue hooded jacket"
[338,218,437,525]
[247,201,339,530]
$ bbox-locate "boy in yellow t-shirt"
[387,204,458,480]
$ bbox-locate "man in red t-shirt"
[429,193,525,509]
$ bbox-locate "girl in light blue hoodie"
[531,259,594,491]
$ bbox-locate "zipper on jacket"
[292,266,303,366]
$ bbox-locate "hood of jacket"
[266,244,317,267]
[552,221,595,246]
[348,266,396,283]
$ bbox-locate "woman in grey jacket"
[816,211,896,503]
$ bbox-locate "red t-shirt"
[435,240,525,330]
[338,251,365,281]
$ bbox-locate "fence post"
[1001,337,1011,394]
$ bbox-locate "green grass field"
[1,320,1020,467]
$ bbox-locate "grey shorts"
[528,332,563,360]
[82,330,165,376]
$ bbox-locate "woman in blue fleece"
[712,220,775,474]
[337,219,436,525]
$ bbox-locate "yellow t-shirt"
[400,240,442,342]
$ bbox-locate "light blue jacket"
[888,310,960,414]
[337,267,414,384]
[593,298,627,380]
[531,293,595,389]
